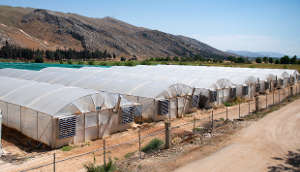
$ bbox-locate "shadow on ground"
[268,149,300,172]
[1,126,51,164]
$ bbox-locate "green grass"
[61,145,73,151]
[142,138,164,153]
[124,151,135,159]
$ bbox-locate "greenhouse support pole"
[0,110,2,156]
[36,112,39,141]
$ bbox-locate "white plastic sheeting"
[0,68,194,120]
[0,76,136,147]
[0,66,298,120]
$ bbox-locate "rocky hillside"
[0,5,233,59]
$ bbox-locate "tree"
[263,57,268,63]
[290,55,297,64]
[268,57,273,64]
[280,56,290,64]
[256,57,262,63]
[236,57,246,63]
[275,59,280,64]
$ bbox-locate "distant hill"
[0,5,233,59]
[227,50,286,58]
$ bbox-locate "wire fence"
[19,83,300,172]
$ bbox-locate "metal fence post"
[103,139,106,167]
[165,122,170,149]
[273,89,275,105]
[53,153,56,172]
[226,106,228,120]
[238,102,241,118]
[266,94,268,109]
[279,89,281,103]
[193,115,196,134]
[248,101,250,114]
[138,129,142,159]
[211,110,214,130]
[255,96,259,112]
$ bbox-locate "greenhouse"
[78,65,299,104]
[0,68,194,121]
[0,76,140,148]
[0,65,298,120]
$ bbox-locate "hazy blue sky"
[1,0,299,56]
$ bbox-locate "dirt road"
[175,99,300,172]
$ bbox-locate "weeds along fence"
[20,83,300,172]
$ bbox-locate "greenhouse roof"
[0,76,131,116]
[0,65,298,100]
[0,68,193,99]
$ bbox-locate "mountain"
[0,5,233,59]
[227,50,286,58]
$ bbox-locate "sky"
[1,0,300,56]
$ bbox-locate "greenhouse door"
[85,112,98,141]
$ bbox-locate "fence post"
[248,101,250,114]
[193,115,196,134]
[165,121,170,149]
[255,96,259,112]
[265,94,268,109]
[53,153,56,172]
[211,110,214,130]
[226,106,228,120]
[273,89,275,105]
[238,102,241,118]
[138,129,142,159]
[279,89,281,103]
[103,139,106,167]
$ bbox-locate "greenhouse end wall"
[0,101,131,148]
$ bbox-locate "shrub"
[111,61,121,66]
[142,138,164,153]
[124,151,135,158]
[124,61,135,66]
[84,158,116,172]
[67,59,73,64]
[99,61,108,66]
[78,60,85,65]
[34,57,44,63]
[140,60,151,65]
[88,60,96,65]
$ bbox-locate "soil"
[175,98,300,172]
